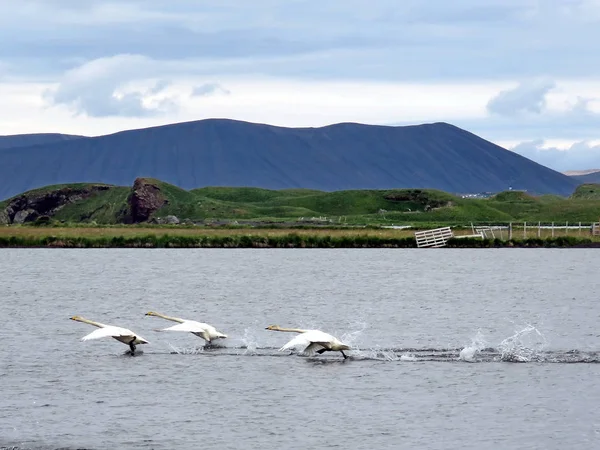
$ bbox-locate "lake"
[1,248,599,450]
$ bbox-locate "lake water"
[1,248,600,450]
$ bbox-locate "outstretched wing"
[160,321,212,341]
[279,333,312,352]
[81,326,134,341]
[279,330,341,353]
[160,321,206,333]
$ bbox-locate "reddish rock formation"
[129,178,168,223]
[1,185,111,224]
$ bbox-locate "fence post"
[538,221,541,238]
[552,222,554,237]
[566,221,568,236]
[524,222,527,239]
[579,222,582,236]
[509,222,512,240]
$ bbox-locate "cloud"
[2,1,600,82]
[44,55,178,117]
[1,0,600,159]
[511,140,600,171]
[191,83,230,97]
[148,79,171,95]
[487,80,556,116]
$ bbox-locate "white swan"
[265,325,351,359]
[145,311,227,344]
[70,316,149,355]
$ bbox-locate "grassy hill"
[2,179,600,226]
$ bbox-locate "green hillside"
[2,179,600,226]
[571,184,600,200]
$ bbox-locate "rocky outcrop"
[384,189,453,210]
[1,185,111,224]
[129,178,168,223]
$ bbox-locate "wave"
[153,345,600,363]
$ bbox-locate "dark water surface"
[1,249,600,449]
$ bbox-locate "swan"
[70,316,149,355]
[265,325,351,359]
[144,311,227,344]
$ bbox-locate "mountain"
[563,169,600,176]
[565,170,600,184]
[0,133,84,150]
[0,119,581,200]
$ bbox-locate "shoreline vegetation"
[1,179,599,247]
[1,226,599,248]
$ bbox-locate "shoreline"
[0,234,598,248]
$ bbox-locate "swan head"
[265,325,281,331]
[145,311,159,317]
[70,315,84,322]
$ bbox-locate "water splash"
[168,343,204,355]
[459,329,487,362]
[497,324,547,362]
[240,327,258,355]
[341,321,368,348]
[355,346,399,361]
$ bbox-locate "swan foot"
[316,348,327,355]
[341,351,348,360]
[129,338,137,356]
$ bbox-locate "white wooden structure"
[415,226,485,248]
[593,222,600,236]
[414,227,455,248]
[475,226,496,239]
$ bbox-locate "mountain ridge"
[0,133,84,150]
[0,118,580,200]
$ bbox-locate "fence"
[414,222,600,247]
[467,222,598,240]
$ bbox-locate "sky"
[1,0,600,172]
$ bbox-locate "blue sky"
[1,0,599,171]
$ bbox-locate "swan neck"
[77,317,104,328]
[154,313,185,323]
[275,327,308,333]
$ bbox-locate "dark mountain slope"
[0,133,84,150]
[0,119,580,200]
[571,172,600,184]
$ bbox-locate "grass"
[53,187,131,224]
[0,226,417,239]
[571,183,600,200]
[1,225,599,248]
[3,179,600,227]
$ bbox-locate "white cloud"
[487,79,556,116]
[44,55,179,117]
[0,0,599,174]
[510,140,600,171]
[191,83,231,97]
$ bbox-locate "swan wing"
[279,334,312,352]
[278,331,325,350]
[81,326,135,341]
[302,330,337,342]
[160,321,207,333]
[304,342,328,356]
